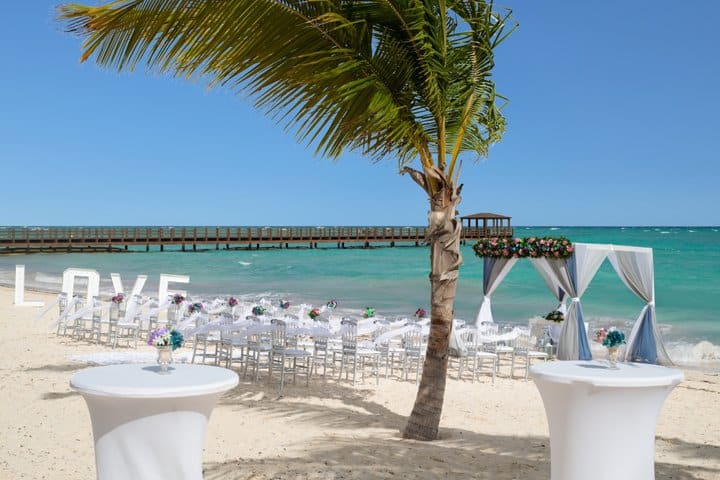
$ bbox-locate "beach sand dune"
[1,287,718,479]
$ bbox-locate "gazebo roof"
[459,212,511,220]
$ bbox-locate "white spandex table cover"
[530,361,683,480]
[71,363,239,480]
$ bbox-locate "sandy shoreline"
[1,286,718,479]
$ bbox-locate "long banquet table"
[530,360,683,480]
[71,363,238,480]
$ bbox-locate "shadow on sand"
[204,380,718,479]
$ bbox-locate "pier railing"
[0,226,514,252]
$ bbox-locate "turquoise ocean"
[1,226,718,364]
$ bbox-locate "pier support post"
[182,244,185,252]
[124,245,128,251]
[160,245,164,252]
[390,241,395,247]
[146,245,150,252]
[216,243,219,250]
[285,243,289,248]
[364,241,369,248]
[193,244,196,251]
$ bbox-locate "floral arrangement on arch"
[363,307,375,318]
[473,236,574,259]
[415,308,427,318]
[326,299,338,310]
[279,300,290,310]
[252,305,266,316]
[308,308,321,320]
[544,310,564,322]
[147,327,184,350]
[227,297,238,307]
[171,293,185,305]
[187,302,203,314]
[111,293,125,304]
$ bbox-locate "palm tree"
[59,0,515,440]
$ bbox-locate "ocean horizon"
[2,225,718,365]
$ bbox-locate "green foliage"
[58,1,516,191]
[473,236,574,259]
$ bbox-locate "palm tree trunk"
[403,175,462,441]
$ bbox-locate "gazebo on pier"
[460,212,513,239]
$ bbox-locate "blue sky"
[1,1,718,226]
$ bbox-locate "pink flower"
[567,246,574,253]
[554,251,560,257]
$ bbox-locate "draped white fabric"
[531,258,568,314]
[475,257,518,324]
[536,244,609,360]
[608,246,671,365]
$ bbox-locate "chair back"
[341,317,358,354]
[514,332,536,353]
[271,318,288,350]
[58,293,68,316]
[403,330,425,355]
[91,297,102,322]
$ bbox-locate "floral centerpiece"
[147,327,184,374]
[326,299,338,310]
[308,308,321,320]
[544,310,564,322]
[363,307,375,318]
[279,299,290,310]
[252,305,266,316]
[595,327,625,368]
[171,293,185,305]
[187,302,203,314]
[227,297,238,307]
[415,308,427,319]
[473,236,574,259]
[111,293,125,304]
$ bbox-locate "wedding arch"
[474,242,671,365]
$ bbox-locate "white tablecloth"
[71,363,239,480]
[530,361,683,480]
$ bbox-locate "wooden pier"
[0,222,514,254]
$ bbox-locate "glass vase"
[606,346,619,369]
[157,346,173,374]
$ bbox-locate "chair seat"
[475,351,498,359]
[249,344,272,352]
[520,350,548,358]
[116,323,138,329]
[493,345,514,353]
[358,348,381,356]
[275,348,311,357]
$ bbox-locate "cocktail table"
[530,360,683,480]
[71,363,238,480]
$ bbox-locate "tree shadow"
[41,391,78,400]
[212,380,719,480]
[25,362,83,373]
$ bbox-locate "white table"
[530,361,683,480]
[71,363,239,480]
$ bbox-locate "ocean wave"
[34,273,64,285]
[666,341,720,364]
[238,261,252,266]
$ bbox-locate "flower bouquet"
[308,308,321,320]
[148,327,184,374]
[252,305,266,316]
[544,310,564,322]
[187,302,203,314]
[171,293,185,305]
[415,308,427,319]
[279,300,290,310]
[111,293,125,304]
[597,327,625,368]
[363,307,375,318]
[326,299,338,310]
[227,297,238,307]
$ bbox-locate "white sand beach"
[1,286,718,480]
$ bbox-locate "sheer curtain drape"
[538,244,609,360]
[475,257,518,324]
[608,247,671,365]
[531,259,568,315]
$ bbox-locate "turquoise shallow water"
[1,226,719,358]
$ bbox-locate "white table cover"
[71,363,239,480]
[530,361,682,480]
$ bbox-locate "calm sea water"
[1,226,719,362]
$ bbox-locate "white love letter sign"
[158,274,189,320]
[13,265,44,307]
[62,268,100,318]
[110,273,148,298]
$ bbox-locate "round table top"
[70,363,239,399]
[529,360,684,388]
